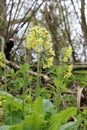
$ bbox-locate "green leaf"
[24,113,45,130]
[23,97,46,130]
[0,125,10,130]
[0,91,22,108]
[59,121,80,130]
[0,91,23,125]
[9,123,23,130]
[54,78,60,90]
[0,123,24,130]
[45,107,77,130]
[0,91,13,97]
[42,99,57,114]
[5,110,23,125]
[10,69,15,76]
[32,97,45,116]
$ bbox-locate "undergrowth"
[0,26,87,130]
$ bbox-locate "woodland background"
[0,0,87,64]
[0,0,87,129]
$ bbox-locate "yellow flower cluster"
[0,52,6,67]
[43,57,54,69]
[26,26,51,52]
[63,47,72,62]
[26,26,55,68]
[64,65,73,78]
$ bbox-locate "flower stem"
[4,60,7,92]
[36,53,41,96]
[22,93,25,119]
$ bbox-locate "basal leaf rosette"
[26,26,55,68]
[0,52,6,67]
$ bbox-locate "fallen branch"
[73,63,87,70]
[6,60,87,84]
[6,60,53,84]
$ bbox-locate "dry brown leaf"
[77,85,84,112]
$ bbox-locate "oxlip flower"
[26,26,55,68]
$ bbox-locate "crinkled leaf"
[32,97,45,116]
[24,112,45,130]
[45,107,77,130]
[0,125,10,130]
[23,97,46,130]
[0,91,13,97]
[59,121,80,130]
[5,110,23,125]
[0,91,22,110]
[0,123,23,130]
[42,99,57,114]
[9,123,23,130]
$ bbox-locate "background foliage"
[0,0,87,129]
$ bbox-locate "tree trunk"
[81,0,87,43]
[81,0,87,61]
[0,0,6,37]
[0,0,6,52]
